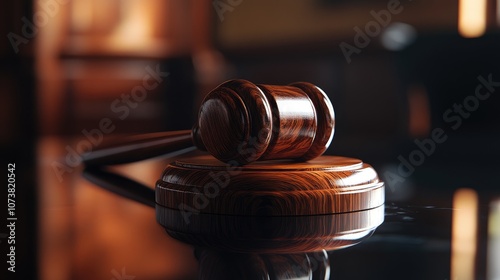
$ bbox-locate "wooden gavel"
[82,79,335,166]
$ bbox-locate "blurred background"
[1,0,500,279]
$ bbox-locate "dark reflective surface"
[77,165,500,280]
[34,141,500,280]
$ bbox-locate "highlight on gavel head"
[193,79,335,165]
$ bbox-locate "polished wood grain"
[195,79,336,164]
[291,82,335,161]
[157,204,384,253]
[256,84,317,160]
[82,79,335,166]
[198,79,273,164]
[156,155,384,215]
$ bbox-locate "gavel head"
[193,79,335,165]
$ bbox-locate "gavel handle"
[82,130,194,166]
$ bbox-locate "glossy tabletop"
[36,137,500,280]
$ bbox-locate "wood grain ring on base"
[155,155,384,216]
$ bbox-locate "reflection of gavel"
[83,79,335,166]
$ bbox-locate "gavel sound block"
[82,79,334,166]
[81,167,384,253]
[156,155,384,216]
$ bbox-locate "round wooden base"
[155,155,384,216]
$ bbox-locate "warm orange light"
[109,0,155,50]
[458,0,487,38]
[487,199,500,280]
[451,188,478,280]
[71,0,93,32]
